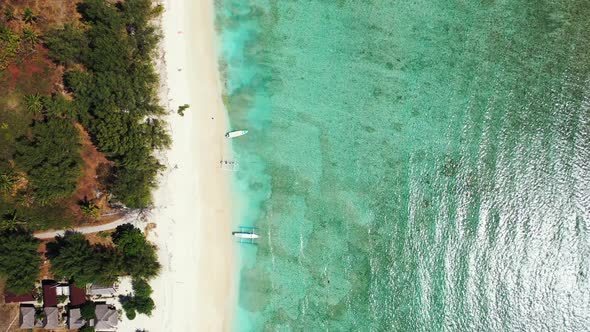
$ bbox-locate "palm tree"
[0,211,28,232]
[23,93,43,115]
[23,7,36,24]
[79,198,99,218]
[22,28,39,49]
[0,173,15,192]
[3,7,16,22]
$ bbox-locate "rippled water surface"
[217,0,590,330]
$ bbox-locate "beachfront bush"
[132,278,152,298]
[120,278,155,319]
[0,230,41,295]
[112,224,160,279]
[109,158,159,208]
[130,292,155,315]
[119,0,162,60]
[177,104,189,116]
[121,293,155,318]
[14,118,82,205]
[45,0,168,208]
[122,301,137,320]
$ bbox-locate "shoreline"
[118,0,237,330]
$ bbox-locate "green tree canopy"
[42,94,76,119]
[46,231,122,286]
[80,301,96,320]
[46,232,95,284]
[119,0,161,60]
[112,224,160,279]
[45,23,89,66]
[14,118,82,205]
[46,0,168,208]
[120,277,155,319]
[0,230,41,295]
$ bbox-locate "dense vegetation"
[0,3,80,230]
[46,231,122,286]
[14,118,82,204]
[47,225,159,286]
[112,223,160,279]
[0,5,41,70]
[80,301,97,320]
[0,2,164,316]
[1,0,168,236]
[46,0,170,208]
[46,225,159,317]
[0,229,41,294]
[120,278,155,319]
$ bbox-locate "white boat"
[225,130,248,138]
[232,232,260,239]
[233,226,260,244]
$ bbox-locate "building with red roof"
[69,284,87,306]
[4,290,36,304]
[42,281,58,307]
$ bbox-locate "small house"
[94,304,118,331]
[4,290,37,304]
[68,308,86,329]
[89,284,117,297]
[44,307,59,329]
[19,306,35,329]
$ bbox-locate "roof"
[95,304,118,331]
[4,290,36,303]
[44,307,59,329]
[69,284,87,306]
[19,306,35,329]
[42,282,58,307]
[89,284,117,296]
[68,308,87,329]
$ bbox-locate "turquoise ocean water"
[216,0,590,330]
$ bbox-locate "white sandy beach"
[119,0,236,331]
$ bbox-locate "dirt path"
[33,211,140,239]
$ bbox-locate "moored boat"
[220,160,239,171]
[232,231,260,239]
[232,226,260,244]
[225,130,248,138]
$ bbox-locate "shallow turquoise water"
[217,0,590,330]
